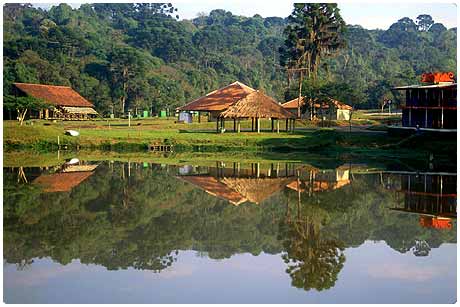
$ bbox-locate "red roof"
[281,97,306,109]
[13,83,94,107]
[33,172,94,192]
[282,97,352,110]
[178,81,256,111]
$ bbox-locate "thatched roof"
[220,91,295,119]
[13,83,94,108]
[220,177,291,204]
[178,175,291,205]
[177,176,247,205]
[282,96,352,111]
[178,81,256,112]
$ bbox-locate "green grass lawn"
[3,116,455,168]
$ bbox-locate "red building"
[392,72,457,130]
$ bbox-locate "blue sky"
[35,1,457,30]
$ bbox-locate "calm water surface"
[3,158,457,303]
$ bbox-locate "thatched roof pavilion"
[219,90,296,133]
[178,81,255,112]
[177,175,291,206]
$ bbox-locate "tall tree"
[416,14,434,32]
[281,3,346,118]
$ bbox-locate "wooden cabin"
[11,83,98,120]
[392,72,457,130]
[282,97,352,120]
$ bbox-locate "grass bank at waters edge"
[3,118,456,165]
[4,147,454,173]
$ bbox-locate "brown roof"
[220,91,295,119]
[286,179,350,193]
[282,97,352,110]
[220,177,291,204]
[281,97,306,109]
[178,81,256,112]
[33,171,94,192]
[13,83,94,108]
[177,176,247,205]
[178,175,290,205]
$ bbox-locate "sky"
[34,1,457,30]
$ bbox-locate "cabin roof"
[282,97,352,110]
[33,171,94,192]
[220,91,295,119]
[281,97,306,109]
[13,83,94,108]
[178,81,256,112]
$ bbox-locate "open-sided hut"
[177,175,291,206]
[219,90,296,133]
[12,83,98,120]
[177,81,256,122]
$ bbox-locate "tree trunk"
[18,109,27,126]
[297,70,303,118]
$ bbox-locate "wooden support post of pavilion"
[237,119,241,133]
[277,119,280,133]
[271,118,274,132]
[216,118,219,132]
[198,111,201,123]
[286,119,289,131]
[292,119,296,132]
[257,117,260,133]
[233,118,236,131]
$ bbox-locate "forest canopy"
[3,3,457,115]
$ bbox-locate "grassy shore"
[3,116,456,166]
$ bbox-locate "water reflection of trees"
[279,183,345,291]
[3,162,456,287]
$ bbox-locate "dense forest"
[4,162,456,292]
[3,3,457,115]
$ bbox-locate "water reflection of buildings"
[33,161,98,192]
[177,162,299,205]
[385,172,457,230]
[286,165,351,194]
[176,162,355,205]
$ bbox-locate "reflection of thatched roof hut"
[177,176,247,205]
[219,91,295,133]
[221,177,291,204]
[178,175,291,205]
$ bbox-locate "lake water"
[3,157,457,303]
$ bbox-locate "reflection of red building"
[419,216,452,229]
[388,172,456,228]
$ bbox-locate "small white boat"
[65,130,80,136]
[66,158,80,165]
